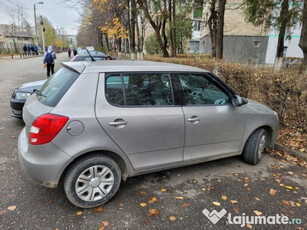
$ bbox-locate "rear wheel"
[243,129,267,165]
[64,154,121,208]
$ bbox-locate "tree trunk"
[172,0,176,57]
[275,0,289,70]
[216,0,226,60]
[131,0,137,59]
[299,0,307,75]
[208,0,217,58]
[137,0,169,57]
[127,0,131,55]
[161,0,168,54]
[169,0,174,57]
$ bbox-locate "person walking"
[23,44,27,57]
[34,45,38,55]
[68,48,71,58]
[73,48,77,56]
[43,45,56,78]
[27,44,31,56]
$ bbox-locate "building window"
[254,41,260,47]
[193,20,201,31]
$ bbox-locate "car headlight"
[15,92,31,100]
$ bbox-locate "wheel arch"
[243,125,275,150]
[58,149,132,187]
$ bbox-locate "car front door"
[177,73,246,161]
[95,72,185,171]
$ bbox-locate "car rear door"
[176,73,246,161]
[95,72,185,171]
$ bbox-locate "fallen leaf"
[140,203,147,207]
[217,179,222,182]
[10,136,16,139]
[148,197,157,204]
[287,171,293,175]
[244,177,250,183]
[93,206,103,214]
[260,178,265,181]
[76,211,83,215]
[0,210,7,215]
[119,203,124,207]
[233,208,239,214]
[270,188,277,196]
[230,200,238,204]
[280,184,284,187]
[212,202,221,206]
[282,200,291,206]
[55,228,59,230]
[285,186,293,190]
[201,188,206,191]
[182,202,190,208]
[295,187,300,190]
[161,188,166,192]
[139,191,146,195]
[174,196,184,200]
[221,195,228,201]
[255,197,260,201]
[246,224,253,229]
[7,206,16,211]
[244,183,248,187]
[296,202,301,207]
[253,210,262,216]
[147,208,160,218]
[102,221,109,226]
[46,199,52,204]
[169,216,176,221]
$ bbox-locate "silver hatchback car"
[18,61,279,208]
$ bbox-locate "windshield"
[37,67,79,107]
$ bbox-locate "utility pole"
[33,2,44,47]
[40,16,45,51]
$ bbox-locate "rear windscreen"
[37,67,79,107]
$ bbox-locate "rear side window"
[106,73,173,106]
[37,67,79,107]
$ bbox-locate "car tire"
[64,154,121,208]
[243,128,267,165]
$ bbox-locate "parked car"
[71,53,115,62]
[18,61,279,208]
[10,80,46,118]
[10,54,114,119]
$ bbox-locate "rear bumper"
[18,128,71,188]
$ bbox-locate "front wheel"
[243,129,267,165]
[64,154,121,208]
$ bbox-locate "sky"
[0,0,81,35]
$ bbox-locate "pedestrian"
[30,45,34,55]
[23,44,27,57]
[73,48,77,56]
[43,45,56,78]
[34,45,38,55]
[27,44,31,56]
[68,48,71,58]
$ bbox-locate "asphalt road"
[0,54,306,230]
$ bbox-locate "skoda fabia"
[18,61,279,208]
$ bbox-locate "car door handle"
[187,116,200,123]
[108,121,127,126]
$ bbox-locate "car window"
[178,73,230,105]
[37,67,79,107]
[84,57,105,61]
[105,73,173,106]
[106,75,125,105]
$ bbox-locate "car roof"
[61,61,209,74]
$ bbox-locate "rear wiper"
[33,89,46,97]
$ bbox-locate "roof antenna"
[85,48,95,62]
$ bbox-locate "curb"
[275,143,307,161]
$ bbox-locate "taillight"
[29,114,69,145]
[71,56,77,62]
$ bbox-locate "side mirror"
[232,95,248,107]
